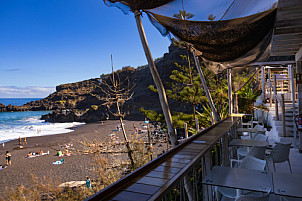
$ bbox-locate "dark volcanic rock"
[5,45,193,122]
[0,103,5,112]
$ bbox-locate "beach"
[0,120,166,195]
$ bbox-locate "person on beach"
[23,137,27,145]
[57,150,63,156]
[5,151,11,166]
[39,150,43,155]
[86,176,91,189]
[19,136,22,145]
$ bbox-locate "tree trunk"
[117,100,134,167]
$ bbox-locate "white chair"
[237,134,268,160]
[240,125,265,139]
[217,156,267,200]
[266,142,292,173]
[235,189,271,201]
[249,116,264,127]
[231,146,266,167]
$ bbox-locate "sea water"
[0,98,42,106]
[0,98,85,143]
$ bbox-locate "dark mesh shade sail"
[148,9,277,62]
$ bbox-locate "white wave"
[0,121,85,144]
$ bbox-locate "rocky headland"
[0,45,193,122]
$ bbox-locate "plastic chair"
[238,156,266,170]
[235,189,271,201]
[237,134,268,160]
[247,146,266,160]
[266,142,292,173]
[231,146,266,167]
[217,156,267,200]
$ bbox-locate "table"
[273,172,302,198]
[237,128,265,133]
[229,139,268,147]
[202,166,273,193]
[202,166,302,199]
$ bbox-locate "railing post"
[195,117,199,132]
[184,123,188,138]
[274,74,279,120]
[234,93,238,113]
[281,94,286,137]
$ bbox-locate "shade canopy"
[105,0,278,73]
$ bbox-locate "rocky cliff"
[0,45,192,122]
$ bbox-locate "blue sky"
[0,0,276,98]
[0,0,171,98]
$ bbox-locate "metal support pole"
[297,61,302,152]
[134,11,177,147]
[262,66,266,102]
[227,68,233,115]
[281,94,286,137]
[274,75,279,120]
[288,65,293,100]
[291,65,297,147]
[269,69,272,107]
[192,50,220,123]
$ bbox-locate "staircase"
[254,97,297,143]
[267,103,297,138]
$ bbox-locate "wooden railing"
[85,116,241,201]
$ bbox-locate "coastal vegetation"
[91,58,136,167]
[141,53,260,135]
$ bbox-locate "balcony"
[85,115,302,201]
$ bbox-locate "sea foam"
[0,111,85,144]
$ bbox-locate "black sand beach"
[0,120,165,195]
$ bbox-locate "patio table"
[229,139,268,147]
[273,172,302,198]
[236,127,266,139]
[202,166,273,197]
[236,128,261,133]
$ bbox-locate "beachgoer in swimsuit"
[5,151,11,166]
[19,136,22,145]
[23,137,27,145]
[86,176,91,189]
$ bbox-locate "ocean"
[0,98,85,144]
[0,98,42,106]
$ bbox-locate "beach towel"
[52,159,64,165]
[26,153,49,158]
[58,153,71,157]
